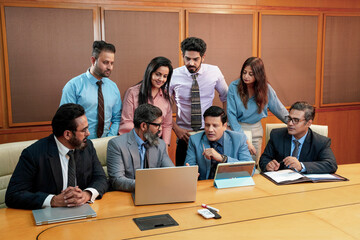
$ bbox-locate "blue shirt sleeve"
[267,85,288,123]
[227,80,243,133]
[108,88,122,137]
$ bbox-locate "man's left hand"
[283,156,302,172]
[63,186,91,207]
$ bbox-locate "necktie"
[96,80,104,138]
[292,140,301,158]
[191,74,202,131]
[208,142,223,179]
[67,150,76,187]
[143,142,150,169]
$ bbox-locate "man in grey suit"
[107,104,174,192]
[259,101,337,174]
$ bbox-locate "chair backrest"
[91,136,116,177]
[0,140,37,208]
[265,123,328,145]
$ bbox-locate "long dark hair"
[237,57,268,113]
[138,56,173,105]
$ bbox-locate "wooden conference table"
[1,164,360,240]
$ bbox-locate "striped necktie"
[96,80,104,138]
[191,73,201,131]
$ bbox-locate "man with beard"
[185,106,252,180]
[107,104,174,192]
[60,40,122,139]
[169,37,228,166]
[5,104,108,210]
[259,101,337,174]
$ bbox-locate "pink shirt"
[119,84,172,145]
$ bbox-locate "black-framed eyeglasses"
[73,127,89,134]
[285,116,306,125]
[145,122,162,130]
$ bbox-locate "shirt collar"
[210,134,225,147]
[54,135,72,157]
[133,129,145,149]
[185,64,204,78]
[292,130,308,145]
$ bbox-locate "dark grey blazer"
[5,134,108,209]
[107,130,174,192]
[259,128,337,174]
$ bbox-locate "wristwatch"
[220,154,228,163]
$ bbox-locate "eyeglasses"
[146,122,162,130]
[285,116,306,125]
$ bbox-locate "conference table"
[1,164,360,239]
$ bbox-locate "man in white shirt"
[170,37,228,166]
[5,104,108,209]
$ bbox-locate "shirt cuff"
[300,162,306,173]
[84,188,99,203]
[42,194,55,208]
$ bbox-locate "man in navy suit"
[259,101,337,174]
[185,106,252,180]
[5,104,108,209]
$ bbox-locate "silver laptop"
[133,166,198,206]
[32,203,96,225]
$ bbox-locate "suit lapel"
[299,129,312,162]
[223,131,231,156]
[201,133,211,177]
[128,131,141,172]
[48,135,63,193]
[284,131,292,157]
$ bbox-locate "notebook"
[32,203,96,225]
[214,161,256,189]
[132,166,198,205]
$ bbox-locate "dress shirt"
[60,70,122,139]
[291,132,308,172]
[119,84,172,145]
[133,129,146,169]
[227,80,288,133]
[170,64,228,130]
[42,136,99,207]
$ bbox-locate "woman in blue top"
[227,57,288,166]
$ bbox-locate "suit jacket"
[107,130,174,192]
[5,134,108,210]
[185,130,252,180]
[259,128,337,174]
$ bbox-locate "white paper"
[264,169,304,183]
[303,174,339,180]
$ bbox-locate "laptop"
[32,203,96,225]
[214,161,256,189]
[132,166,198,206]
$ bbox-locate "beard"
[186,62,201,73]
[143,129,160,147]
[69,134,88,150]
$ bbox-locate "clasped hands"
[51,186,91,207]
[266,156,302,172]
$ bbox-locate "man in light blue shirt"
[60,41,122,139]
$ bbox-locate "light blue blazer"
[185,130,252,180]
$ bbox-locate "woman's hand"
[246,140,257,156]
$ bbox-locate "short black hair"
[92,40,116,59]
[133,104,162,128]
[52,103,85,137]
[203,106,227,124]
[181,37,207,57]
[290,101,315,121]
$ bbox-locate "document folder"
[214,161,255,189]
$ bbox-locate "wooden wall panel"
[4,6,95,125]
[322,15,360,105]
[188,12,254,107]
[260,14,319,106]
[103,9,180,98]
